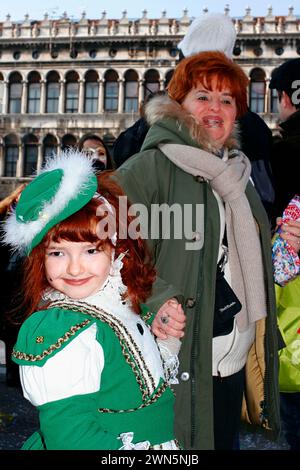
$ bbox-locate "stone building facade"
[0,6,299,197]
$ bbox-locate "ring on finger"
[161,314,169,325]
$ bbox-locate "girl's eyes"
[198,95,208,101]
[46,246,102,256]
[87,248,98,254]
[48,251,63,257]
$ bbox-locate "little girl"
[3,151,181,450]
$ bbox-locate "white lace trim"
[157,337,181,385]
[118,432,150,450]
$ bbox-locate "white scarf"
[160,143,267,331]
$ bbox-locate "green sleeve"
[140,304,156,326]
[12,308,93,367]
[146,277,184,313]
[38,392,120,450]
[116,160,183,312]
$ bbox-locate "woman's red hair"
[168,51,249,118]
[20,172,155,318]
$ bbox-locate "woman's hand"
[277,217,300,252]
[151,298,186,340]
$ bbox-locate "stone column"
[58,79,65,113]
[37,142,43,172]
[98,78,104,113]
[16,143,24,177]
[0,143,4,176]
[118,78,124,113]
[21,80,28,114]
[78,79,85,114]
[264,81,269,113]
[159,79,164,91]
[138,79,144,106]
[2,80,9,114]
[40,80,46,114]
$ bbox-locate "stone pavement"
[0,365,289,451]
[0,366,38,450]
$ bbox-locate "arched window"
[27,71,41,113]
[104,70,119,112]
[0,72,4,113]
[61,134,77,151]
[85,70,99,113]
[23,134,38,176]
[144,69,160,100]
[124,70,138,113]
[65,71,79,113]
[46,71,60,113]
[250,68,266,113]
[43,134,58,161]
[4,134,19,177]
[8,72,22,113]
[164,70,174,89]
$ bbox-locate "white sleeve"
[20,323,104,406]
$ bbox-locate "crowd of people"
[1,12,300,451]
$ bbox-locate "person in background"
[116,51,280,450]
[178,12,275,221]
[269,59,300,222]
[2,150,181,450]
[113,91,165,168]
[0,185,25,216]
[77,133,115,171]
[0,184,26,386]
[269,58,300,450]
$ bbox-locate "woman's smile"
[202,115,224,128]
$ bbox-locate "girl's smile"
[45,239,112,299]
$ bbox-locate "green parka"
[116,95,280,450]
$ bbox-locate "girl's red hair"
[21,172,155,318]
[168,51,249,118]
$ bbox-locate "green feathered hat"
[3,149,98,255]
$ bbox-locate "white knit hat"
[178,13,236,59]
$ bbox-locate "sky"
[0,0,299,22]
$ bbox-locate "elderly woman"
[116,51,280,450]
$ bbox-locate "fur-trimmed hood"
[144,94,240,154]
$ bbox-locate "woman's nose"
[209,98,221,111]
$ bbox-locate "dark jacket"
[113,118,149,168]
[239,110,275,221]
[117,95,280,450]
[270,109,300,220]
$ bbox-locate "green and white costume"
[12,264,179,450]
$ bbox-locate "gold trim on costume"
[142,311,153,322]
[98,382,168,413]
[12,319,91,362]
[48,300,157,401]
